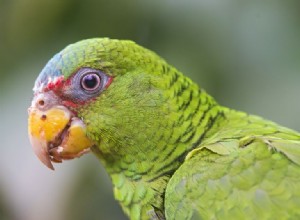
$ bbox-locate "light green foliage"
[52,39,300,219]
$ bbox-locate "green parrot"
[28,38,300,220]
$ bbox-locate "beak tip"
[41,159,55,170]
[48,163,55,171]
[29,135,55,170]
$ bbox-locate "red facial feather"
[42,74,113,112]
[106,76,113,89]
[45,76,65,91]
[62,100,81,109]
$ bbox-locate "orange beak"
[28,105,94,170]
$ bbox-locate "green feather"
[166,110,300,219]
[44,38,300,219]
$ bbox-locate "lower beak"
[28,106,94,170]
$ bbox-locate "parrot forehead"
[33,39,103,92]
[33,38,123,92]
[33,53,64,92]
[33,38,162,92]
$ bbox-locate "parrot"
[28,38,300,220]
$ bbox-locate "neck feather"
[84,66,224,219]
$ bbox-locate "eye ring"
[80,73,101,92]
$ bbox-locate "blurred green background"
[1,0,300,219]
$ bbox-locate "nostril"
[41,114,47,120]
[38,100,45,106]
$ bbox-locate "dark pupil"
[83,74,98,89]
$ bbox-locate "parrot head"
[28,38,175,170]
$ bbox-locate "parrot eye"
[81,73,101,91]
[61,67,110,103]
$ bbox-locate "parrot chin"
[28,105,94,170]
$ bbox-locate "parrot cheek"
[28,106,94,170]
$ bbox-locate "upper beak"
[28,105,94,170]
